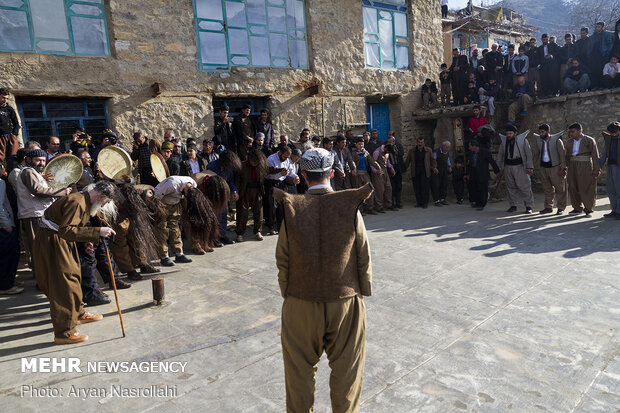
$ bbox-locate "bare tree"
[569,0,620,31]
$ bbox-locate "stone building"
[0,0,443,150]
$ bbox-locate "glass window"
[18,98,109,149]
[194,0,309,71]
[0,0,110,56]
[362,1,409,70]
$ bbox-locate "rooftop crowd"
[422,19,620,124]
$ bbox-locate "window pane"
[225,1,247,28]
[365,42,379,67]
[46,102,85,118]
[250,25,267,35]
[294,0,304,28]
[0,10,31,51]
[199,31,228,64]
[55,120,82,141]
[269,32,288,57]
[228,28,249,55]
[199,20,224,31]
[71,16,109,55]
[247,0,266,25]
[290,39,307,68]
[196,0,223,20]
[36,39,71,52]
[379,18,394,63]
[268,6,285,30]
[250,35,270,66]
[396,45,408,69]
[30,0,69,40]
[69,3,103,16]
[363,7,377,33]
[24,121,53,144]
[87,102,106,117]
[394,12,407,37]
[84,120,106,142]
[0,0,24,7]
[22,103,44,118]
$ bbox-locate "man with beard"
[234,104,256,161]
[371,143,395,212]
[33,181,118,344]
[15,149,71,274]
[465,140,500,210]
[264,146,299,235]
[153,176,195,265]
[214,105,236,153]
[497,125,535,214]
[236,149,270,242]
[404,137,437,209]
[588,22,613,89]
[534,124,567,215]
[131,131,160,187]
[351,137,379,215]
[207,150,242,245]
[566,123,601,217]
[109,183,160,279]
[537,33,561,97]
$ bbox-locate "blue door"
[367,103,390,142]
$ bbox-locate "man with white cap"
[273,148,373,413]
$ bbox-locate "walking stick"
[102,238,126,337]
[491,173,504,199]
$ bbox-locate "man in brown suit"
[565,123,601,217]
[534,124,567,214]
[371,144,396,213]
[274,148,372,413]
[333,135,357,191]
[33,181,118,344]
[404,137,438,208]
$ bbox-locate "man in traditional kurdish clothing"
[404,137,437,209]
[566,123,601,218]
[533,124,567,215]
[15,149,71,273]
[153,176,196,265]
[274,148,372,413]
[33,181,118,344]
[236,149,270,242]
[601,122,620,219]
[371,144,395,213]
[497,125,535,214]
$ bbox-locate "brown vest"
[273,184,372,302]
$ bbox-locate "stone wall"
[0,0,444,148]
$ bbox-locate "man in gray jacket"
[497,125,535,213]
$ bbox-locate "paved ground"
[1,195,619,413]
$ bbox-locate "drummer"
[14,149,71,276]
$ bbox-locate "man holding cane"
[34,181,119,344]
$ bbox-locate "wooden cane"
[103,239,126,337]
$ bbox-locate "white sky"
[449,0,501,10]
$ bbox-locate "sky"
[449,0,501,10]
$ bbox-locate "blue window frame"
[193,0,308,71]
[18,98,109,151]
[362,0,409,70]
[0,0,110,56]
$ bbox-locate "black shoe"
[556,209,564,215]
[525,207,533,214]
[160,257,175,267]
[603,212,617,218]
[539,208,553,214]
[377,209,386,213]
[434,201,442,207]
[126,270,143,281]
[506,206,517,212]
[441,200,449,205]
[220,236,235,245]
[568,209,582,215]
[213,240,223,248]
[175,254,193,264]
[367,209,378,215]
[85,293,111,306]
[457,199,463,205]
[388,206,398,211]
[476,206,485,211]
[397,204,403,209]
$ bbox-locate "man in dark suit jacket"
[450,48,470,105]
[233,104,256,162]
[465,140,499,210]
[214,105,236,154]
[536,33,561,96]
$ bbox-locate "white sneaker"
[0,286,24,295]
[236,234,244,242]
[255,232,264,241]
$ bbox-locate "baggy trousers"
[371,171,392,210]
[568,159,597,212]
[353,172,375,212]
[282,295,366,413]
[155,203,183,258]
[538,166,567,210]
[236,187,263,235]
[607,164,620,213]
[504,164,534,207]
[20,217,40,272]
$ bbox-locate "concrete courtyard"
[1,195,619,412]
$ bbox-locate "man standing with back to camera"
[274,148,372,413]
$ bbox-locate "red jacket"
[469,116,488,133]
